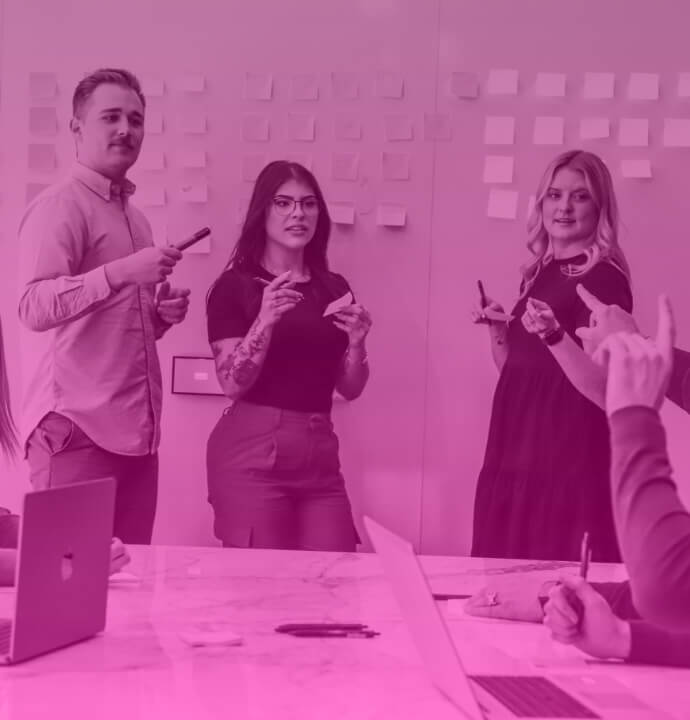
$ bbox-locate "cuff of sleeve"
[609,406,666,450]
[89,264,116,300]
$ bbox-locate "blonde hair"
[521,150,630,294]
[0,317,18,459]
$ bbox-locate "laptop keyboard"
[0,618,11,655]
[469,675,600,718]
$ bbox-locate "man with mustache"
[17,69,190,543]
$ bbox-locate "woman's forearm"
[489,326,509,372]
[547,333,606,408]
[0,549,16,586]
[336,343,370,400]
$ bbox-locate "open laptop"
[363,516,669,720]
[0,478,116,665]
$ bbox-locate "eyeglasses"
[272,195,320,216]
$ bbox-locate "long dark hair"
[228,160,332,274]
[0,317,18,460]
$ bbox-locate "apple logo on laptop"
[61,552,74,581]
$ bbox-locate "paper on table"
[377,72,404,99]
[29,106,58,135]
[533,116,564,145]
[242,114,270,142]
[179,182,208,203]
[334,114,362,140]
[28,143,57,171]
[323,291,354,316]
[583,72,615,99]
[449,72,479,99]
[292,74,319,100]
[328,203,355,225]
[331,152,359,181]
[535,72,566,97]
[620,159,652,179]
[288,113,315,141]
[487,188,518,220]
[678,72,690,98]
[424,113,452,141]
[484,116,515,145]
[627,72,659,101]
[174,74,205,92]
[178,149,206,169]
[245,72,273,100]
[483,155,514,184]
[382,152,410,181]
[145,111,164,135]
[663,118,690,147]
[331,72,359,100]
[618,118,649,147]
[384,114,413,141]
[139,149,166,170]
[487,69,519,95]
[241,154,267,181]
[579,117,610,140]
[29,72,57,99]
[141,75,165,97]
[376,204,406,227]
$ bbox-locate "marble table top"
[0,546,688,720]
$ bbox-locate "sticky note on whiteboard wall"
[292,74,319,100]
[583,72,615,99]
[487,189,518,220]
[663,118,690,147]
[535,72,566,98]
[580,117,610,140]
[376,204,406,227]
[482,155,514,184]
[384,114,413,141]
[328,203,355,225]
[245,72,273,100]
[533,116,564,145]
[620,159,652,179]
[484,116,515,145]
[487,69,518,95]
[174,74,205,92]
[29,72,57,99]
[179,183,208,203]
[627,73,659,101]
[678,73,690,98]
[618,118,649,147]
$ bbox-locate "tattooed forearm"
[336,346,370,401]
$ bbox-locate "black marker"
[478,280,488,309]
[172,227,211,251]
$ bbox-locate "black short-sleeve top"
[206,265,351,413]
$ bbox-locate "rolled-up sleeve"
[18,195,112,332]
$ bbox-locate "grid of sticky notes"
[479,69,690,220]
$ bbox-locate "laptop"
[0,478,116,665]
[363,516,669,720]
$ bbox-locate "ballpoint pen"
[275,623,368,633]
[285,630,380,639]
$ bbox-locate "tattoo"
[216,319,271,390]
[210,342,223,358]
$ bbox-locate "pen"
[275,623,368,633]
[432,593,472,601]
[477,280,488,309]
[286,630,380,638]
[580,531,591,580]
[253,276,270,286]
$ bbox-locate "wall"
[0,0,688,553]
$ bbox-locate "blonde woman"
[472,150,632,562]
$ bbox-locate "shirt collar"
[71,162,136,202]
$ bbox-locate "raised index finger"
[267,271,295,290]
[576,284,606,313]
[656,294,676,363]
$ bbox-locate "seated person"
[0,536,130,586]
[466,289,690,664]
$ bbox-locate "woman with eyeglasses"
[205,161,372,550]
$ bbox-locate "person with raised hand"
[206,161,371,551]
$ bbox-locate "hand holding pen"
[471,280,514,325]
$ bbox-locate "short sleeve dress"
[471,256,633,562]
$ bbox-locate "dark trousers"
[26,412,158,544]
[207,401,359,551]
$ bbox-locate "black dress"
[471,256,632,562]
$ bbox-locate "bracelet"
[346,348,369,366]
[540,325,565,346]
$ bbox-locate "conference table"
[1,545,689,719]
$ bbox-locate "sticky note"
[449,72,479,99]
[628,73,659,101]
[535,72,566,98]
[193,372,209,381]
[29,72,57,99]
[377,72,404,99]
[487,189,518,220]
[621,159,652,179]
[487,69,518,96]
[29,107,58,135]
[382,152,410,181]
[181,113,207,135]
[245,72,273,101]
[288,113,315,141]
[292,74,319,101]
[331,153,359,181]
[328,203,355,225]
[178,150,206,169]
[663,118,690,147]
[139,149,166,170]
[376,204,406,227]
[583,72,615,99]
[424,113,452,141]
[324,291,354,316]
[334,114,362,140]
[145,111,164,135]
[484,116,515,145]
[137,186,166,207]
[384,114,413,141]
[242,114,270,142]
[241,154,267,181]
[174,74,205,92]
[331,72,359,100]
[483,155,514,184]
[141,75,165,97]
[28,143,57,171]
[618,118,649,147]
[580,117,610,140]
[25,183,50,204]
[285,153,312,170]
[678,72,690,98]
[533,116,564,145]
[179,182,208,203]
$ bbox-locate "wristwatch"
[540,325,565,346]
